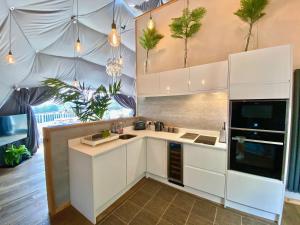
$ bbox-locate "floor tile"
[157,219,174,225]
[114,201,140,223]
[242,216,272,225]
[142,179,162,194]
[162,204,189,225]
[186,214,213,225]
[129,189,153,207]
[129,209,160,225]
[191,198,217,222]
[145,195,169,217]
[156,185,178,202]
[99,214,126,225]
[172,191,196,212]
[215,207,242,225]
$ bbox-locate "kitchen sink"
[119,134,137,140]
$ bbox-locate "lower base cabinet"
[146,138,167,178]
[227,170,284,214]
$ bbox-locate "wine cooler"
[168,142,183,186]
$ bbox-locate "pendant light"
[108,0,121,47]
[6,8,15,64]
[75,0,81,53]
[147,12,155,30]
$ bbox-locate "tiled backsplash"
[137,92,228,130]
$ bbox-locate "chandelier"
[106,57,123,77]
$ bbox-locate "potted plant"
[4,144,31,167]
[169,6,206,68]
[139,27,164,74]
[235,0,269,51]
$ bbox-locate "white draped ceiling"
[0,0,151,107]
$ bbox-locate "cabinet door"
[138,73,160,96]
[93,146,127,209]
[184,144,226,174]
[189,61,228,92]
[184,166,225,197]
[127,139,146,185]
[227,171,284,214]
[146,138,167,178]
[229,45,292,85]
[159,68,189,95]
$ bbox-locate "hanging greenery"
[169,7,206,68]
[235,0,269,51]
[139,27,164,73]
[42,78,121,122]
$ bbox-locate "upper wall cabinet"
[229,45,292,100]
[137,61,228,97]
[189,61,228,93]
[159,68,189,95]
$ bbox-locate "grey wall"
[137,92,228,130]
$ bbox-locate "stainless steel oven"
[229,100,288,180]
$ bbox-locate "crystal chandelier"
[106,57,123,77]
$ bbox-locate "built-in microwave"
[229,99,288,180]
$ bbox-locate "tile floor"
[100,178,275,225]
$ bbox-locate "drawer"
[184,144,226,174]
[184,166,225,197]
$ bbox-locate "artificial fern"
[139,27,164,73]
[42,78,121,122]
[169,7,206,67]
[235,0,268,51]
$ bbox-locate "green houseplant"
[42,78,121,122]
[235,0,269,51]
[139,27,164,73]
[169,7,206,68]
[4,145,31,167]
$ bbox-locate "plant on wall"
[169,7,206,68]
[139,27,164,73]
[235,0,268,51]
[42,78,121,122]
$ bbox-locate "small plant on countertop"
[169,6,206,68]
[4,145,31,167]
[42,78,121,122]
[139,27,164,73]
[235,0,269,51]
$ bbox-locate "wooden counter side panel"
[43,117,140,216]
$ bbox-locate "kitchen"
[37,0,300,225]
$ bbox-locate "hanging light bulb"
[147,15,155,30]
[119,56,123,65]
[6,50,15,64]
[108,0,121,47]
[75,38,81,53]
[108,23,121,47]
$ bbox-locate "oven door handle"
[231,137,284,146]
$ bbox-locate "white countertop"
[68,127,227,157]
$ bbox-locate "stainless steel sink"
[119,134,137,140]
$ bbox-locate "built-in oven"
[229,99,288,180]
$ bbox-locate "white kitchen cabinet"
[227,170,284,214]
[93,146,127,212]
[184,166,225,197]
[189,61,228,92]
[137,72,160,96]
[69,146,126,224]
[146,138,167,178]
[229,45,292,99]
[184,144,226,174]
[159,68,189,95]
[127,139,146,185]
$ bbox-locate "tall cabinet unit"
[227,45,293,222]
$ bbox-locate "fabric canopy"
[0,0,165,108]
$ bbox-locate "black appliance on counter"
[154,121,164,131]
[229,99,288,180]
[168,142,183,186]
[134,121,146,130]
